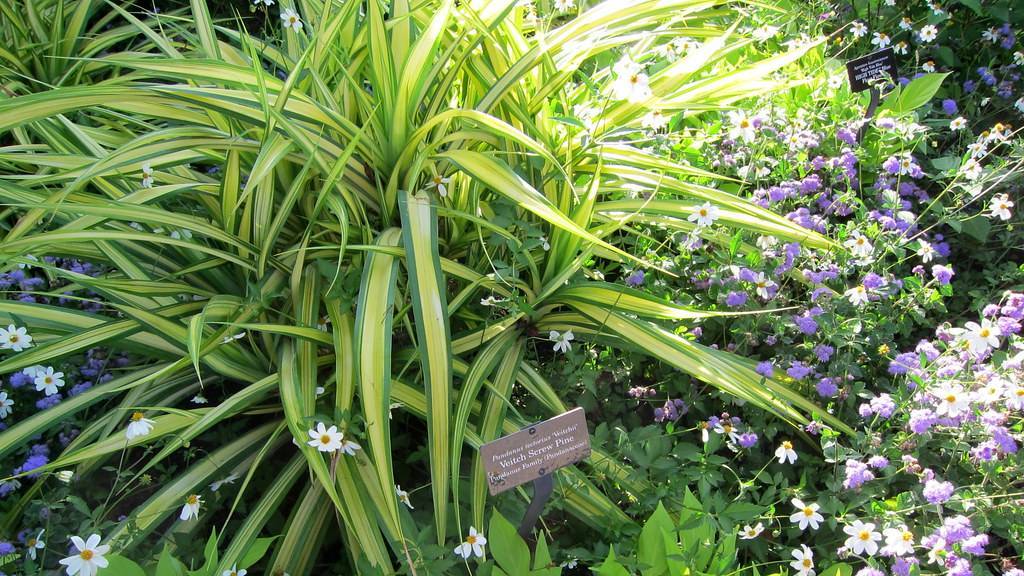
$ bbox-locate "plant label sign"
[846,47,897,92]
[480,407,590,495]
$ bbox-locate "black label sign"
[846,48,898,92]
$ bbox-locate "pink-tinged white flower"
[34,366,65,396]
[0,391,13,419]
[727,110,757,142]
[396,485,413,509]
[610,57,651,102]
[789,499,823,531]
[307,422,344,452]
[918,25,938,43]
[790,545,814,576]
[0,324,33,352]
[550,330,574,354]
[960,158,982,181]
[871,32,891,48]
[922,60,936,73]
[739,523,764,539]
[687,202,719,228]
[932,384,970,418]
[753,273,775,300]
[843,520,882,556]
[180,494,202,521]
[59,534,110,576]
[962,319,1001,354]
[989,194,1014,220]
[775,440,797,464]
[849,21,868,39]
[949,117,966,131]
[126,412,155,440]
[844,231,873,258]
[427,174,450,197]
[454,526,487,559]
[26,529,44,560]
[280,8,303,31]
[845,285,869,306]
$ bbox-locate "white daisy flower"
[881,526,915,556]
[775,440,797,464]
[844,231,873,258]
[687,202,719,228]
[0,324,33,352]
[989,194,1013,221]
[58,534,110,576]
[180,494,202,521]
[610,57,652,102]
[307,422,344,453]
[739,522,764,539]
[428,174,450,197]
[454,526,487,559]
[871,32,891,48]
[849,21,868,39]
[550,330,574,354]
[26,529,44,560]
[396,485,414,509]
[126,412,156,440]
[790,545,814,576]
[340,439,362,456]
[280,8,303,31]
[843,520,882,556]
[949,117,966,131]
[222,565,247,576]
[0,391,14,419]
[845,285,869,306]
[918,25,938,43]
[789,498,823,531]
[34,366,65,396]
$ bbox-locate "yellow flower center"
[433,176,443,185]
[131,412,144,422]
[80,550,94,561]
[630,74,640,85]
[979,328,990,337]
[945,394,957,403]
[859,530,870,541]
[902,531,913,542]
[722,424,732,433]
[1016,389,1024,397]
[9,335,18,343]
[740,119,750,128]
[782,441,792,450]
[321,434,332,444]
[803,507,814,517]
[27,538,36,547]
[802,559,812,568]
[44,376,52,384]
[187,494,199,505]
[699,209,708,217]
[466,535,477,545]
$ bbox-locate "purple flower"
[867,455,889,469]
[891,557,917,576]
[837,127,858,145]
[755,361,774,378]
[13,454,49,479]
[737,432,758,448]
[948,557,972,576]
[814,344,834,363]
[960,534,988,555]
[816,377,838,398]
[786,361,812,380]
[922,479,955,504]
[932,265,954,285]
[625,270,645,288]
[888,352,918,375]
[938,516,974,543]
[725,291,748,307]
[0,542,14,555]
[862,272,884,290]
[990,426,1019,454]
[856,568,884,576]
[843,459,875,489]
[870,394,896,418]
[793,314,819,335]
[941,99,958,115]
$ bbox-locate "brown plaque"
[479,407,591,495]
